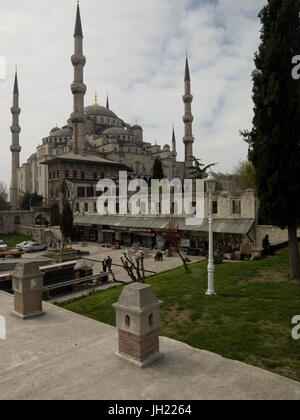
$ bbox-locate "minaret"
[183,56,194,178]
[10,68,21,209]
[172,125,177,159]
[106,93,110,109]
[71,2,87,155]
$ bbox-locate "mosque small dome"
[50,127,59,134]
[28,153,37,161]
[49,126,73,137]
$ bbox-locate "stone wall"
[255,225,300,247]
[16,226,62,245]
[0,211,35,235]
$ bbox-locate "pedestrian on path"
[106,256,112,271]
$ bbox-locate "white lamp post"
[205,174,216,296]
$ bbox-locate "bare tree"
[108,267,117,283]
[164,215,180,257]
[178,251,189,272]
[121,252,146,283]
[165,216,190,272]
[0,182,10,210]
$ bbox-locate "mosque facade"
[10,3,195,212]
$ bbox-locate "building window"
[77,187,85,198]
[73,170,77,178]
[15,216,21,225]
[212,201,218,215]
[87,187,94,198]
[84,203,88,212]
[81,171,85,179]
[94,202,97,213]
[232,200,241,215]
[93,172,97,180]
[75,203,80,212]
[0,217,3,226]
[101,172,105,179]
[57,170,60,178]
[49,172,52,179]
[65,170,69,178]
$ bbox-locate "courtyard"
[0,288,300,400]
[59,245,300,383]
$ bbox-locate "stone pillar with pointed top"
[71,3,87,154]
[10,70,21,209]
[12,261,44,319]
[183,56,194,179]
[113,283,163,368]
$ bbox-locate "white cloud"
[0,0,267,188]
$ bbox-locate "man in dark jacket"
[106,256,112,271]
[262,235,272,255]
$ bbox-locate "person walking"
[102,258,107,273]
[106,256,112,271]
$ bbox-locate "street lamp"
[205,174,216,296]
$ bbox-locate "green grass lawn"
[58,245,300,382]
[0,233,31,248]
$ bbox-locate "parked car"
[16,241,33,250]
[0,240,8,251]
[23,242,47,253]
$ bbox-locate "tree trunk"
[178,251,189,272]
[288,224,300,279]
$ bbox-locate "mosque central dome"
[85,104,117,118]
[84,93,118,119]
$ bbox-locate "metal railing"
[43,272,109,292]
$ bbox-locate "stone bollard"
[12,261,44,319]
[113,282,163,368]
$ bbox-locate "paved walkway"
[0,292,299,400]
[72,242,204,281]
[22,242,204,282]
[2,243,205,303]
[45,243,204,302]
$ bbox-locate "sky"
[0,0,267,188]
